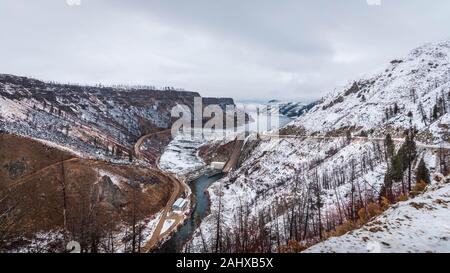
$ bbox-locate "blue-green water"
[156,173,224,253]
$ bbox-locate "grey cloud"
[1,0,450,101]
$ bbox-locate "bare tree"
[60,157,68,243]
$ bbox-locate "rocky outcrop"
[92,176,127,210]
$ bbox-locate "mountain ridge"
[0,73,237,162]
[289,40,450,142]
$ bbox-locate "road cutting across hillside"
[261,133,450,151]
[220,132,450,175]
[134,130,191,253]
[6,157,80,190]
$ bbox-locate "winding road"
[261,133,450,151]
[134,130,172,161]
[134,130,191,253]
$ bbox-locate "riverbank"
[155,167,224,252]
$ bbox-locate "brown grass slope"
[0,133,173,252]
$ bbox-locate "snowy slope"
[305,177,450,253]
[291,41,450,142]
[188,136,395,252]
[187,40,450,253]
[159,133,206,176]
[267,100,317,118]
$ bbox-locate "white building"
[172,198,188,211]
[211,161,226,170]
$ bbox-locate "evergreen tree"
[404,133,417,191]
[407,111,413,125]
[129,151,133,162]
[390,154,404,182]
[382,167,393,201]
[432,104,439,120]
[116,146,122,157]
[416,159,431,184]
[393,103,399,114]
[398,133,417,168]
[384,134,395,160]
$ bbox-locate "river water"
[156,173,224,253]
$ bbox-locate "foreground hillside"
[0,133,173,252]
[305,176,450,253]
[187,41,450,253]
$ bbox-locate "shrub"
[397,194,409,202]
[358,202,384,223]
[367,202,383,217]
[410,180,427,197]
[278,240,307,253]
[357,207,368,222]
[380,196,390,210]
[327,221,360,238]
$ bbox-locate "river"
[156,172,224,253]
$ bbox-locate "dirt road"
[134,130,171,160]
[133,130,190,253]
[141,172,182,252]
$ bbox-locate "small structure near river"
[172,198,188,211]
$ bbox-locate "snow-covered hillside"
[159,133,206,176]
[267,100,317,118]
[187,41,450,253]
[305,176,450,253]
[0,74,236,161]
[291,41,450,143]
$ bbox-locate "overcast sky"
[1,0,449,101]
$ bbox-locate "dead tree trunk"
[60,157,68,243]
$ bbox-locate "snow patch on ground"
[161,219,176,235]
[305,179,450,253]
[96,168,126,188]
[159,134,206,176]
